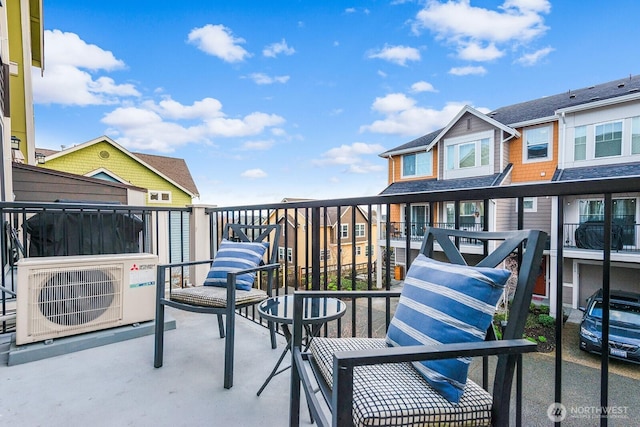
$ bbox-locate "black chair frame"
[290,227,547,427]
[154,223,281,389]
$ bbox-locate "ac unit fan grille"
[29,264,123,336]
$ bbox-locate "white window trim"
[522,125,553,164]
[148,190,172,203]
[401,150,433,179]
[340,224,349,239]
[593,119,624,159]
[516,197,538,213]
[443,130,493,180]
[355,223,365,238]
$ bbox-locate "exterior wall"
[388,147,438,184]
[508,122,558,183]
[559,100,640,169]
[41,141,192,207]
[12,165,132,203]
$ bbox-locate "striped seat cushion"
[170,285,268,307]
[204,239,269,291]
[386,255,510,403]
[310,337,492,427]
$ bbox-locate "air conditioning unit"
[16,253,158,345]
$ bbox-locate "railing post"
[312,206,321,291]
[189,205,212,287]
[554,196,564,426]
[600,194,612,426]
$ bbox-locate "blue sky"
[33,0,640,206]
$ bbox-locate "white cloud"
[313,142,385,174]
[516,46,554,66]
[241,140,275,150]
[101,99,285,153]
[263,39,295,57]
[345,7,356,13]
[457,42,504,61]
[33,30,140,105]
[143,97,224,120]
[248,73,290,85]
[361,95,470,136]
[368,45,421,66]
[187,24,251,63]
[241,168,268,178]
[411,81,437,93]
[449,65,487,76]
[414,0,551,62]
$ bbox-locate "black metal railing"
[204,176,640,427]
[3,177,639,425]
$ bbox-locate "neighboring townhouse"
[36,136,200,263]
[378,75,640,313]
[269,200,377,287]
[1,0,44,200]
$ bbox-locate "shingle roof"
[382,75,640,155]
[488,75,640,126]
[553,161,640,181]
[379,173,505,195]
[134,152,199,197]
[36,147,199,197]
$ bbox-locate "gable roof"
[381,75,640,156]
[38,136,199,197]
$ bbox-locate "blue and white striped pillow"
[386,254,510,404]
[204,239,269,291]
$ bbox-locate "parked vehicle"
[579,289,640,364]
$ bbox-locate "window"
[402,151,432,177]
[355,223,365,237]
[148,190,172,203]
[574,126,586,161]
[524,126,551,161]
[595,121,622,158]
[365,245,373,256]
[320,250,331,261]
[287,248,293,263]
[579,198,636,246]
[632,117,640,155]
[446,201,483,227]
[340,224,348,239]
[445,137,490,171]
[356,246,362,256]
[516,197,537,213]
[278,247,285,261]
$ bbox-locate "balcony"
[2,177,640,425]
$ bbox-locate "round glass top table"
[257,294,346,326]
[256,294,346,396]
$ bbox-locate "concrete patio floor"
[2,304,639,426]
[0,308,310,427]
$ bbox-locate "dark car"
[579,289,640,364]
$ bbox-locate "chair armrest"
[333,339,536,369]
[158,259,215,269]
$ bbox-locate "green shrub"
[494,312,506,323]
[525,336,537,343]
[539,305,550,315]
[538,336,547,343]
[538,314,555,328]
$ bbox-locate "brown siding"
[13,167,129,203]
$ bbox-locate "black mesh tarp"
[25,211,143,256]
[574,221,624,250]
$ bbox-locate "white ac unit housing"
[16,253,158,345]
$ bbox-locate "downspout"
[559,111,566,168]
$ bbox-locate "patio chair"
[290,227,547,427]
[154,223,281,389]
